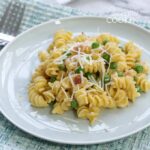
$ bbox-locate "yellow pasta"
[74,33,87,42]
[97,33,120,44]
[83,61,105,73]
[88,91,116,108]
[109,87,129,108]
[45,63,59,76]
[28,30,150,124]
[77,106,100,124]
[52,101,71,115]
[125,41,141,59]
[112,76,140,101]
[38,51,50,62]
[104,42,122,54]
[32,76,48,93]
[28,84,48,107]
[136,74,150,92]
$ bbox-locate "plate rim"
[0,16,150,145]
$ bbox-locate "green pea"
[91,42,100,49]
[110,62,117,70]
[84,72,93,79]
[102,52,110,62]
[67,53,72,57]
[86,56,90,61]
[58,64,66,71]
[136,85,143,93]
[104,74,111,84]
[50,76,56,83]
[71,99,78,109]
[102,39,109,45]
[75,66,84,74]
[134,64,144,73]
[118,71,124,77]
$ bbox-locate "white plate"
[0,17,150,145]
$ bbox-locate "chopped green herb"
[102,52,110,62]
[118,71,124,77]
[134,64,144,73]
[67,53,72,57]
[50,76,56,83]
[104,74,111,84]
[110,62,117,70]
[136,85,143,93]
[102,39,109,45]
[84,72,93,79]
[75,66,84,74]
[71,99,78,109]
[58,64,66,71]
[86,56,90,61]
[91,42,100,49]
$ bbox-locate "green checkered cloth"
[0,0,150,150]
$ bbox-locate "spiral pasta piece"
[49,49,64,59]
[74,34,87,42]
[142,63,149,74]
[97,33,120,44]
[48,81,61,95]
[28,84,48,107]
[77,106,100,124]
[125,42,141,59]
[56,87,70,102]
[109,87,129,108]
[126,53,137,68]
[112,76,139,101]
[112,53,126,62]
[52,100,71,115]
[32,63,48,80]
[125,69,137,77]
[111,53,127,71]
[54,30,72,47]
[32,76,48,93]
[87,106,100,124]
[75,88,88,106]
[45,63,59,76]
[104,42,121,54]
[43,90,55,103]
[38,51,50,62]
[83,61,105,73]
[65,58,78,71]
[136,74,150,92]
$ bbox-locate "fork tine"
[0,0,25,36]
[0,1,12,29]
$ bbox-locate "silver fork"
[0,0,25,50]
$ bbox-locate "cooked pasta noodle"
[28,30,150,124]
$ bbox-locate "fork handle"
[0,33,15,50]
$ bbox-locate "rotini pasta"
[136,74,150,92]
[47,30,72,52]
[28,30,150,124]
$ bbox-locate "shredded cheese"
[68,73,75,87]
[61,87,69,99]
